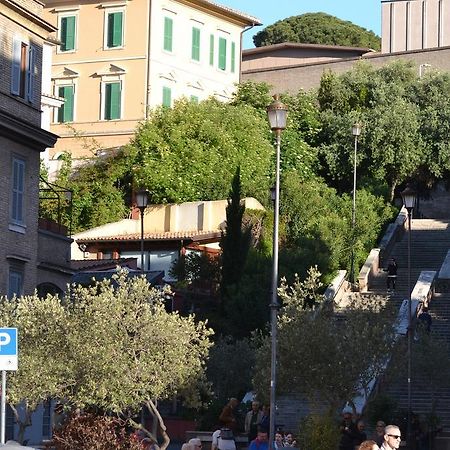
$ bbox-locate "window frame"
[104,8,125,50]
[218,36,227,71]
[191,26,201,62]
[56,85,75,123]
[8,264,24,299]
[11,38,35,103]
[163,16,174,52]
[162,86,172,107]
[57,13,77,53]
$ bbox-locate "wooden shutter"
[26,45,35,102]
[12,158,25,224]
[61,16,75,51]
[108,12,123,47]
[105,82,121,120]
[231,41,236,73]
[209,34,214,66]
[191,27,200,61]
[58,86,74,122]
[162,86,171,107]
[218,37,226,70]
[11,38,21,95]
[164,17,173,52]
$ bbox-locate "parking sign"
[0,328,18,371]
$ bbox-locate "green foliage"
[231,80,273,113]
[365,394,399,427]
[52,414,142,450]
[253,13,380,50]
[129,98,274,204]
[297,414,341,450]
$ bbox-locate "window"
[103,82,121,120]
[163,16,173,52]
[209,34,214,65]
[8,266,23,298]
[190,95,199,103]
[60,15,76,51]
[162,86,171,107]
[42,401,51,438]
[106,11,123,48]
[11,39,35,102]
[11,158,25,226]
[218,37,227,70]
[231,41,236,73]
[57,85,74,123]
[191,27,200,61]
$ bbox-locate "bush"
[297,414,340,450]
[50,413,143,450]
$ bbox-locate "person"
[259,405,270,432]
[386,258,398,291]
[380,425,402,450]
[353,420,367,448]
[417,307,432,333]
[274,431,285,450]
[283,432,297,448]
[219,398,239,432]
[359,440,379,450]
[339,411,357,450]
[249,428,269,450]
[371,421,386,447]
[211,428,236,450]
[189,438,203,450]
[245,401,263,443]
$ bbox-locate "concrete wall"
[242,46,450,93]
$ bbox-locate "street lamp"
[136,189,149,273]
[401,184,417,450]
[266,94,288,450]
[350,123,361,285]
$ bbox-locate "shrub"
[297,414,340,450]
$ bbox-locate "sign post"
[0,328,18,444]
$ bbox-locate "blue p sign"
[0,329,17,356]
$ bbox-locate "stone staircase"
[368,219,450,430]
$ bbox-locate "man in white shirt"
[380,425,402,450]
[211,429,236,450]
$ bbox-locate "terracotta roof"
[71,258,137,271]
[77,230,221,243]
[195,0,261,25]
[243,42,375,56]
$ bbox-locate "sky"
[217,0,381,49]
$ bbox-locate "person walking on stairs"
[386,258,398,292]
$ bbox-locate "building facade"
[382,0,450,53]
[0,0,75,298]
[42,0,260,159]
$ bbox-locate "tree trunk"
[389,179,398,203]
[10,403,32,445]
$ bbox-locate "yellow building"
[42,0,260,160]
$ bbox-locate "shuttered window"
[209,34,214,66]
[57,86,74,123]
[11,158,25,225]
[191,27,200,61]
[231,41,236,73]
[162,86,171,107]
[11,39,35,102]
[104,82,121,120]
[218,37,226,70]
[60,16,76,51]
[163,17,173,52]
[107,11,123,48]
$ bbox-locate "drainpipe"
[145,0,152,119]
[239,23,257,83]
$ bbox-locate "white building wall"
[149,0,242,106]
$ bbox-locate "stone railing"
[436,249,450,293]
[323,270,348,305]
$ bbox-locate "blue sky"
[218,0,381,49]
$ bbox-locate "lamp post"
[350,123,361,284]
[136,189,149,273]
[401,184,417,450]
[266,95,288,450]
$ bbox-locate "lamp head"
[352,123,362,137]
[401,184,417,211]
[267,94,288,131]
[136,189,149,210]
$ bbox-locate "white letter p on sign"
[0,333,11,351]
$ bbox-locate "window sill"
[9,223,26,234]
[103,46,124,51]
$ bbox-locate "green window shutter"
[191,27,200,61]
[190,95,199,104]
[231,41,236,73]
[164,17,173,52]
[105,82,121,120]
[162,86,171,107]
[58,86,74,122]
[218,37,226,70]
[61,16,76,51]
[209,34,214,65]
[107,12,123,48]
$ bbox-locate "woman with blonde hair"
[358,440,379,450]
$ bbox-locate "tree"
[253,269,398,415]
[0,272,213,447]
[253,13,381,50]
